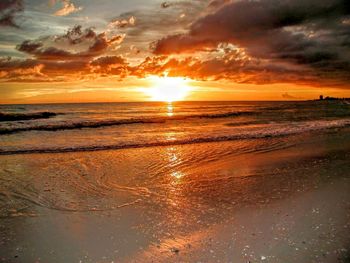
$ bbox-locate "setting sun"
[145,76,191,102]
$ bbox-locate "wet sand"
[0,129,350,262]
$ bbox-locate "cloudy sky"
[0,0,349,103]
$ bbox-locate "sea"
[1,101,350,155]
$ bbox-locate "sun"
[145,76,191,102]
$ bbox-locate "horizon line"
[0,99,313,105]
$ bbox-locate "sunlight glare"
[146,76,191,102]
[167,103,174,117]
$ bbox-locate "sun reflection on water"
[171,171,184,180]
[165,146,185,182]
[160,145,189,230]
[166,102,174,117]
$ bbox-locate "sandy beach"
[1,126,349,262]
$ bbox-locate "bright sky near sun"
[0,0,349,103]
[142,77,191,102]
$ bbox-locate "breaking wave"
[0,111,254,134]
[0,111,57,122]
[1,119,349,155]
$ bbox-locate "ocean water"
[0,101,349,155]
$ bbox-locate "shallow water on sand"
[0,130,350,262]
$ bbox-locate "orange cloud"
[109,16,136,28]
[53,0,82,16]
[153,0,350,87]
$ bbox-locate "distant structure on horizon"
[316,95,350,101]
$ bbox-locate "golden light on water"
[165,147,185,181]
[167,103,174,117]
[145,76,191,102]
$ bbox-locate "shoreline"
[0,129,350,262]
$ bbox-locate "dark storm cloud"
[154,0,350,86]
[0,0,23,27]
[90,55,128,75]
[55,25,97,45]
[155,0,350,53]
[0,25,127,81]
[16,25,124,60]
[0,57,39,70]
[90,55,126,67]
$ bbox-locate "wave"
[0,111,254,134]
[1,119,349,155]
[0,111,57,122]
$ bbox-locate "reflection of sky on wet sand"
[1,132,350,262]
[153,139,259,239]
[161,145,188,227]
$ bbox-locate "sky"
[0,0,349,103]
